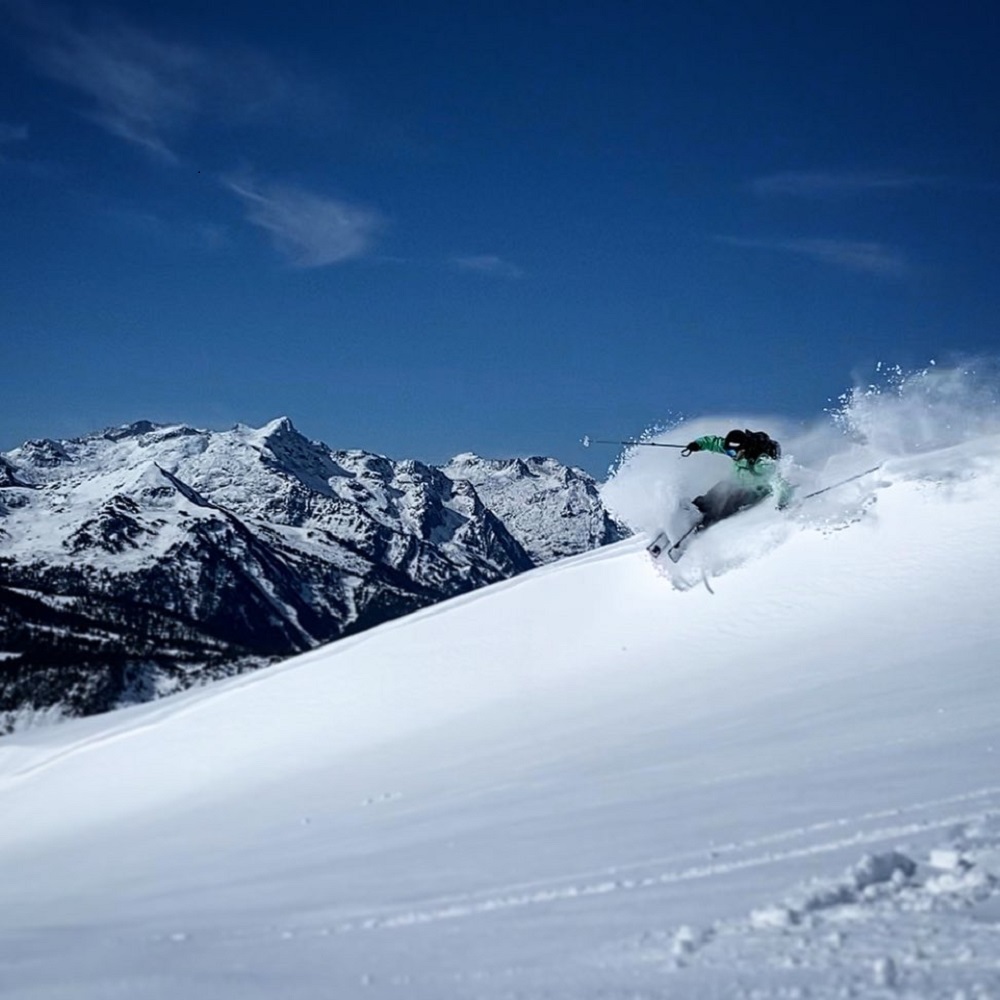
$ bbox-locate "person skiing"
[682,428,792,530]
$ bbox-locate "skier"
[682,428,792,530]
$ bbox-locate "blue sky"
[1,0,997,477]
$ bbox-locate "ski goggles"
[724,446,742,458]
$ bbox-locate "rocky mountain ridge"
[0,418,628,731]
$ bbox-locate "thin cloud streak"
[451,255,525,279]
[224,175,384,267]
[8,2,296,161]
[718,236,911,278]
[27,17,203,161]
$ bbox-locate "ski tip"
[646,530,670,559]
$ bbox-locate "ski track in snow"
[262,785,1000,936]
[118,785,1000,999]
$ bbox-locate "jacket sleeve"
[695,435,726,455]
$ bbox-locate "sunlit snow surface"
[2,367,1000,999]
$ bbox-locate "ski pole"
[582,435,686,449]
[801,464,883,501]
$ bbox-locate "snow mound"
[651,833,1000,999]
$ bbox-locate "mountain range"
[0,418,627,730]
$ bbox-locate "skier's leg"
[691,482,732,528]
[693,483,766,528]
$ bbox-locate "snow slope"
[1,370,1000,998]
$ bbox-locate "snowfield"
[2,369,1000,999]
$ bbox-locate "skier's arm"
[689,435,726,455]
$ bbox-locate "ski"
[800,464,883,501]
[648,523,700,562]
[665,522,700,562]
[646,530,670,558]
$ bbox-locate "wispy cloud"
[450,255,525,279]
[7,1,295,161]
[19,12,203,161]
[718,236,910,278]
[749,170,937,198]
[224,175,383,267]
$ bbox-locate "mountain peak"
[101,420,160,442]
[258,416,298,438]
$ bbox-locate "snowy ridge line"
[183,530,647,681]
[0,539,643,782]
[223,531,645,663]
[325,793,1000,934]
[0,701,201,783]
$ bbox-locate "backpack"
[743,429,781,463]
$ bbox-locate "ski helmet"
[723,429,747,453]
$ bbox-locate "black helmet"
[723,429,747,453]
[729,428,781,462]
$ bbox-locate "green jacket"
[695,435,794,506]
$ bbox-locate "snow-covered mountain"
[441,452,629,563]
[0,417,626,729]
[1,368,998,998]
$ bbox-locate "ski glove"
[685,441,701,452]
